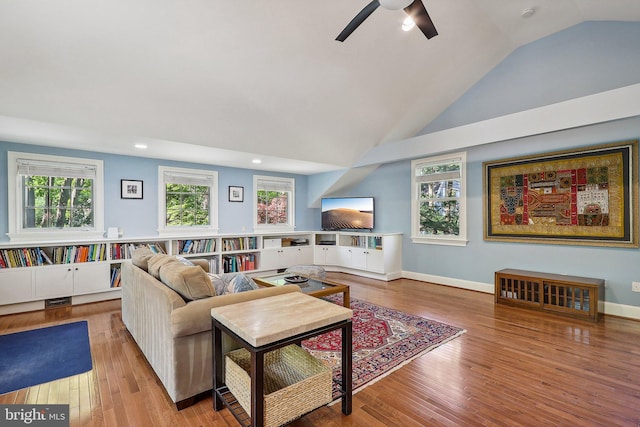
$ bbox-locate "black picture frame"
[229,186,244,202]
[121,179,143,199]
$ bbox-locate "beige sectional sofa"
[121,248,301,409]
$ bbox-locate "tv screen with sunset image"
[321,197,374,230]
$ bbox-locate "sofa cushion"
[148,254,180,280]
[159,263,215,301]
[132,247,155,271]
[208,273,259,296]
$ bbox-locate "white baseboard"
[0,300,44,316]
[325,266,402,281]
[402,271,640,321]
[402,271,494,293]
[602,301,640,320]
[73,291,121,305]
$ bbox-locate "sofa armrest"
[170,284,301,338]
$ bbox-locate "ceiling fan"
[336,0,438,42]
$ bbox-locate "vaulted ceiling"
[1,0,639,174]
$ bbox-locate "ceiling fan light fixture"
[402,16,416,31]
[379,0,413,10]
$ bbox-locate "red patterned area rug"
[302,296,466,399]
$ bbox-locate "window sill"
[411,235,468,247]
[7,230,106,244]
[254,225,296,233]
[157,227,219,238]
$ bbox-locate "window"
[7,152,104,242]
[254,175,295,231]
[411,152,467,246]
[158,166,218,235]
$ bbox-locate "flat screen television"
[321,197,374,231]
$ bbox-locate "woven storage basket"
[225,344,332,427]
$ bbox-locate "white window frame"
[7,151,105,243]
[253,175,295,232]
[158,166,218,236]
[411,152,467,246]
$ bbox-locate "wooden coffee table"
[211,292,353,427]
[253,273,351,308]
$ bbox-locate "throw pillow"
[175,256,195,266]
[131,247,155,271]
[147,254,180,280]
[208,273,259,296]
[159,263,215,301]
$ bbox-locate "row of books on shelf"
[178,239,216,254]
[347,236,368,247]
[221,237,258,252]
[343,235,382,249]
[222,254,256,273]
[0,244,108,268]
[111,242,166,260]
[208,257,220,275]
[110,266,122,288]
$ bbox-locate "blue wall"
[421,21,640,133]
[0,142,317,240]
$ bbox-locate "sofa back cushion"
[159,263,215,301]
[148,254,180,280]
[132,247,155,271]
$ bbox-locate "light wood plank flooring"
[1,273,639,426]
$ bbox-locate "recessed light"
[521,7,535,18]
[134,143,148,149]
[252,159,262,164]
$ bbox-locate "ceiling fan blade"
[336,0,380,42]
[404,0,438,39]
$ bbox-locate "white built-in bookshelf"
[0,231,401,314]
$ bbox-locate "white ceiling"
[1,0,639,175]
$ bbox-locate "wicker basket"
[225,344,332,427]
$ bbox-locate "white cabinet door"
[34,263,110,298]
[35,265,74,298]
[314,246,338,265]
[364,249,385,274]
[0,269,34,304]
[350,248,367,270]
[260,249,287,270]
[338,247,366,270]
[262,246,313,270]
[73,262,110,294]
[287,246,313,266]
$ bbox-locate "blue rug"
[0,321,93,394]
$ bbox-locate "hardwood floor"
[1,273,639,426]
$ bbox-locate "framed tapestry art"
[483,140,638,247]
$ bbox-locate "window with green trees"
[23,175,94,229]
[8,152,104,241]
[159,166,218,233]
[254,176,295,230]
[165,183,210,226]
[411,153,467,245]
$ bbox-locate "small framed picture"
[121,179,143,199]
[229,186,244,202]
